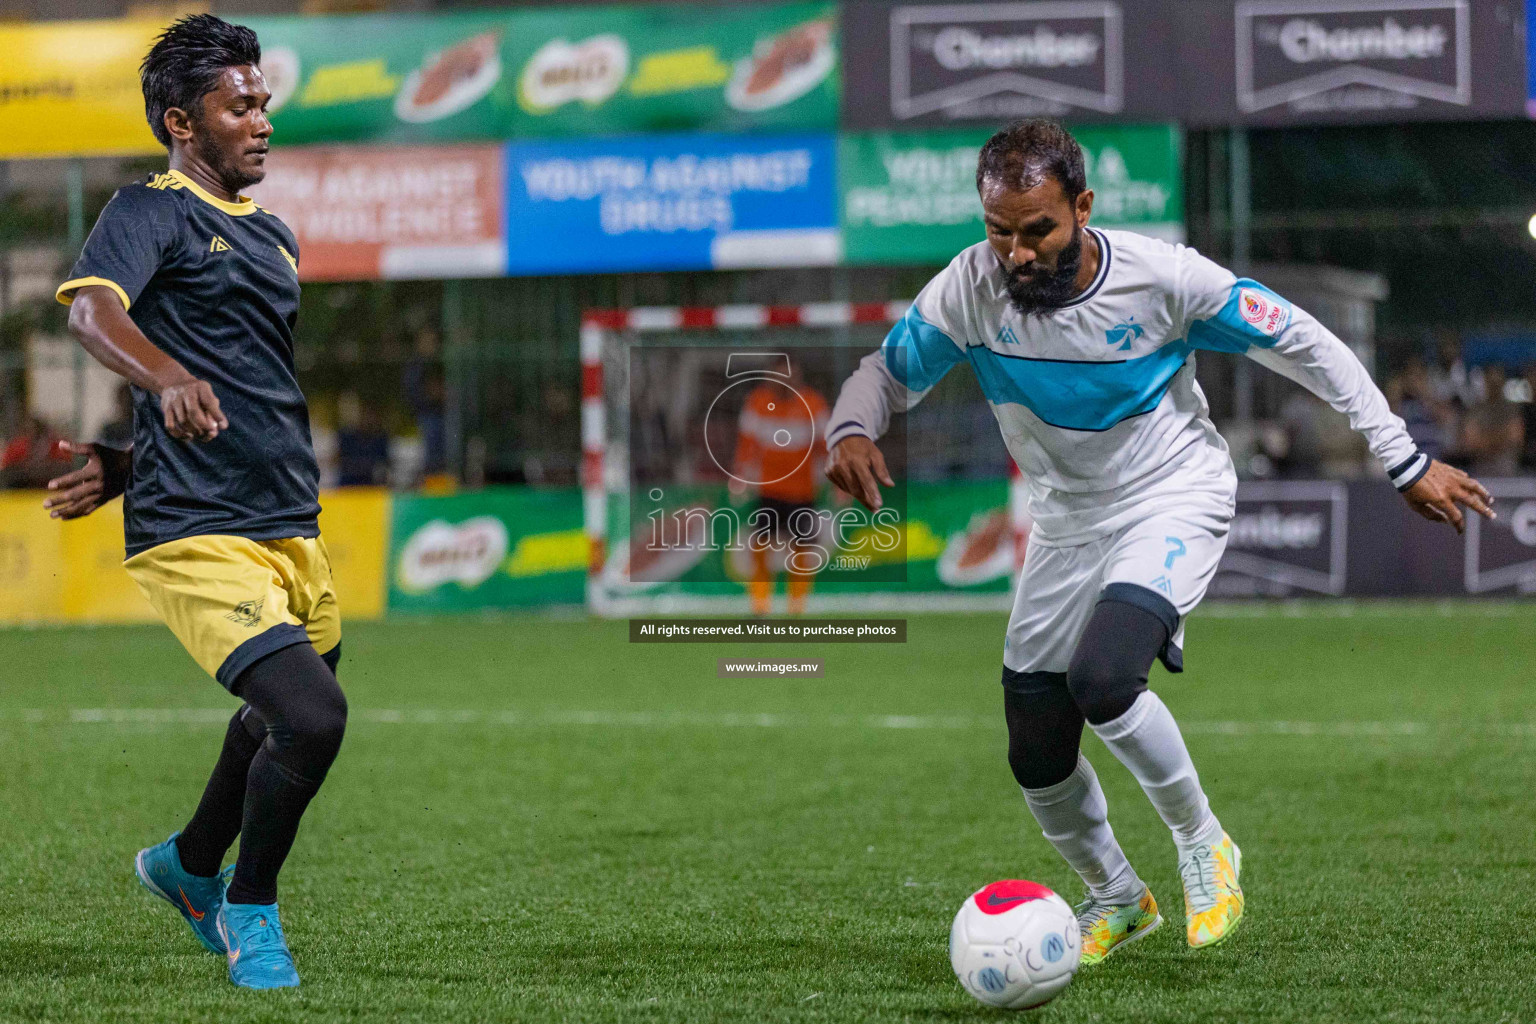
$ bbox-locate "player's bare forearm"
[68,287,191,392]
[1402,459,1494,535]
[827,435,893,511]
[68,286,227,441]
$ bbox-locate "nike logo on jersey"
[209,235,232,252]
[177,886,205,921]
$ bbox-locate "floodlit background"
[0,4,1534,1022]
[3,2,1534,618]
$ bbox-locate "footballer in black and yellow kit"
[58,171,337,685]
[47,15,343,990]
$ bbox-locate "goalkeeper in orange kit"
[730,362,830,615]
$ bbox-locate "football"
[949,880,1080,1010]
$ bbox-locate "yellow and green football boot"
[1181,831,1244,949]
[1074,886,1163,966]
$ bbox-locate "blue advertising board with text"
[504,133,840,274]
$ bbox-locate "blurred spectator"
[1461,365,1523,478]
[335,392,391,487]
[1276,392,1326,477]
[1272,392,1367,478]
[402,328,446,476]
[523,380,577,484]
[1427,332,1481,412]
[1,412,72,488]
[1385,356,1456,461]
[98,383,135,450]
[310,412,339,490]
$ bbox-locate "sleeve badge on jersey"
[1238,287,1290,337]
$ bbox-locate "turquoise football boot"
[133,832,230,954]
[218,899,301,989]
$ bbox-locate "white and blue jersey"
[828,229,1428,547]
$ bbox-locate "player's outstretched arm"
[42,441,131,519]
[827,435,894,511]
[67,286,227,442]
[1401,460,1495,535]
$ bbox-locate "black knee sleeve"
[230,704,267,752]
[1001,669,1084,790]
[233,643,348,784]
[1066,586,1176,726]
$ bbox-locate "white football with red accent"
[949,880,1080,1010]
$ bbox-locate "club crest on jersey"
[1105,319,1144,351]
[1239,287,1289,337]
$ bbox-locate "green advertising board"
[840,125,1183,266]
[387,480,1014,615]
[246,2,836,146]
[388,489,586,613]
[603,478,1013,598]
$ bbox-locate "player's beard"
[221,157,266,192]
[210,142,267,192]
[1004,224,1085,318]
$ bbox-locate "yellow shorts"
[124,534,341,689]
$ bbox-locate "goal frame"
[580,302,1025,617]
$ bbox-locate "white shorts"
[1004,499,1231,676]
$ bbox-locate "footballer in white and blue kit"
[825,120,1494,964]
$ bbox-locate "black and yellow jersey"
[56,169,319,558]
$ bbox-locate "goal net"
[581,302,1028,617]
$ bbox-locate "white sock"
[1090,691,1223,858]
[1022,754,1144,905]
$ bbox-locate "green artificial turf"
[2,607,1534,1023]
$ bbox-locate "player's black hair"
[140,14,262,150]
[975,118,1087,203]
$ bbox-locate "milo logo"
[519,34,629,113]
[396,516,509,593]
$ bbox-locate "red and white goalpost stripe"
[580,303,911,599]
[578,317,608,581]
[581,301,911,334]
[580,302,1030,606]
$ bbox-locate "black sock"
[224,643,347,906]
[175,706,265,878]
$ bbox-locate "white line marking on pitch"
[0,708,1530,737]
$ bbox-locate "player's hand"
[826,435,893,511]
[160,378,227,441]
[42,441,131,519]
[1402,459,1494,535]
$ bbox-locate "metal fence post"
[1229,128,1254,426]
